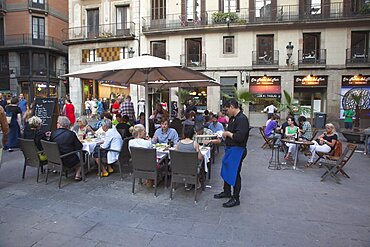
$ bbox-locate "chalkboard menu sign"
[34,98,59,132]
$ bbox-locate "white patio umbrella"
[64,55,218,132]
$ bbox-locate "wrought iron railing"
[0,34,67,53]
[180,53,206,68]
[142,2,370,31]
[62,22,136,41]
[346,48,370,64]
[298,49,327,65]
[252,50,279,66]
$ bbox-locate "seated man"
[50,116,83,181]
[264,114,281,145]
[208,114,224,133]
[152,118,179,145]
[298,116,312,141]
[94,119,123,177]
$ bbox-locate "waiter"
[214,99,249,208]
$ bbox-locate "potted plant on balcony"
[212,12,239,24]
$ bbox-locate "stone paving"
[0,128,370,247]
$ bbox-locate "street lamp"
[286,41,294,65]
[128,47,135,58]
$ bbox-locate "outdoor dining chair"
[259,126,274,149]
[131,146,168,197]
[312,140,342,166]
[169,150,200,202]
[97,136,134,179]
[320,143,357,183]
[18,138,47,183]
[41,140,85,188]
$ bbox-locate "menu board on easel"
[34,98,59,132]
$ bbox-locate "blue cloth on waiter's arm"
[221,146,245,187]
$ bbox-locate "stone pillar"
[69,77,82,116]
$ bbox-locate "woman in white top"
[128,124,152,150]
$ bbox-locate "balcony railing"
[298,49,326,66]
[150,54,171,60]
[142,3,370,32]
[180,53,206,69]
[252,50,279,67]
[0,34,67,53]
[62,22,135,41]
[346,48,370,65]
[28,0,48,11]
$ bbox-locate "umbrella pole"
[145,71,150,135]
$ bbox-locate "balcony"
[180,53,206,69]
[28,0,48,14]
[298,49,326,68]
[0,34,67,53]
[252,50,279,69]
[142,3,370,33]
[62,22,136,45]
[346,48,370,68]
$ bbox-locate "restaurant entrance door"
[294,87,326,119]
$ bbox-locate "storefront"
[294,75,328,119]
[21,80,60,101]
[82,79,130,101]
[340,75,370,127]
[248,75,281,126]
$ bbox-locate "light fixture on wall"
[128,47,135,58]
[286,41,294,65]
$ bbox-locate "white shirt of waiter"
[100,128,123,164]
[264,104,277,114]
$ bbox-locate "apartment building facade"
[65,0,370,127]
[0,0,68,102]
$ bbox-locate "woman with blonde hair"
[128,124,152,150]
[306,123,338,167]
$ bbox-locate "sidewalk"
[0,128,369,247]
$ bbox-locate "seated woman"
[284,117,299,161]
[73,116,95,139]
[306,123,338,167]
[128,124,153,187]
[23,116,49,161]
[176,126,203,190]
[135,112,145,126]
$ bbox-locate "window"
[351,31,369,57]
[49,55,56,76]
[223,36,234,54]
[32,0,45,9]
[32,53,46,75]
[219,0,239,12]
[303,0,321,15]
[186,0,201,21]
[185,38,202,67]
[220,76,237,104]
[257,35,274,62]
[151,40,166,59]
[351,0,370,13]
[151,0,166,20]
[87,9,99,38]
[32,16,45,41]
[32,0,44,3]
[88,49,97,62]
[0,54,8,76]
[303,33,320,58]
[116,6,128,35]
[20,53,30,75]
[256,0,271,17]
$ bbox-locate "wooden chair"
[320,143,357,183]
[98,136,134,179]
[169,150,200,202]
[131,147,168,197]
[259,126,274,149]
[41,140,85,188]
[19,138,47,183]
[312,140,342,166]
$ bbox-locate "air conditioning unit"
[9,68,16,78]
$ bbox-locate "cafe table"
[81,138,102,171]
[281,138,314,171]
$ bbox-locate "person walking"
[0,105,9,166]
[63,99,76,127]
[4,97,22,151]
[263,104,277,120]
[214,99,250,208]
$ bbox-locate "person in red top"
[63,99,75,126]
[111,98,120,115]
